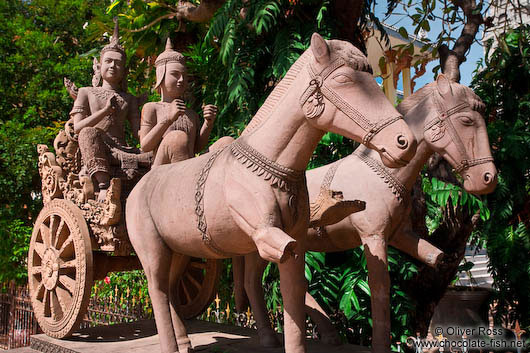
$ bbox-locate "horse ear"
[310,33,330,64]
[436,73,453,96]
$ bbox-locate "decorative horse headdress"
[154,38,186,91]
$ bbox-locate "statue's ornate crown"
[101,20,126,58]
[155,38,185,67]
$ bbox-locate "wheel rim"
[28,199,93,338]
[176,258,221,319]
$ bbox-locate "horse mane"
[242,39,372,136]
[397,81,485,116]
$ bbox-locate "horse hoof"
[258,327,280,347]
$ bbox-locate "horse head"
[424,74,497,195]
[301,33,417,167]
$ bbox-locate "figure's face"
[100,51,125,85]
[162,62,187,97]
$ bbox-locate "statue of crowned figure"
[139,38,218,166]
[70,22,218,202]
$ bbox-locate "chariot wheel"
[28,199,93,338]
[176,258,221,319]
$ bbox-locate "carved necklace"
[90,87,126,108]
[354,150,407,204]
[230,139,305,195]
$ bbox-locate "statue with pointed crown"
[71,20,151,201]
[139,38,218,166]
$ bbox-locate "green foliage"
[95,270,152,313]
[0,0,109,283]
[471,26,530,329]
[0,219,33,283]
[305,248,417,347]
[422,177,490,234]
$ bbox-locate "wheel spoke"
[40,223,51,248]
[181,279,192,304]
[185,272,202,291]
[58,237,73,257]
[59,259,77,269]
[55,285,73,314]
[58,275,76,295]
[50,289,64,321]
[43,289,51,317]
[49,215,58,249]
[31,266,43,276]
[53,218,66,250]
[189,261,207,270]
[34,242,47,259]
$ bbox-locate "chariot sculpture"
[28,23,221,339]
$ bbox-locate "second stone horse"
[125,33,416,353]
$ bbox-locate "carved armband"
[70,105,86,116]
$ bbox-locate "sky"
[373,1,486,89]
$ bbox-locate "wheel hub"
[42,248,59,290]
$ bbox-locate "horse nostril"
[396,134,408,150]
[483,172,494,184]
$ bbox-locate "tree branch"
[440,0,494,82]
[175,0,226,23]
[122,0,226,33]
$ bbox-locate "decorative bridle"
[425,90,493,174]
[299,57,403,145]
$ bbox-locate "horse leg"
[232,256,249,312]
[305,293,341,345]
[277,234,307,353]
[168,254,193,353]
[389,223,444,267]
[361,234,390,353]
[127,215,178,353]
[243,252,280,347]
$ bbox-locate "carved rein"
[299,57,403,145]
[426,92,493,173]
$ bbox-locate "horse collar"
[300,58,403,144]
[231,139,305,194]
[354,150,407,204]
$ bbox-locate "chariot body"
[28,115,221,338]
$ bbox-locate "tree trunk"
[406,156,478,335]
[331,0,367,53]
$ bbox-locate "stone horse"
[125,33,417,353]
[235,74,498,352]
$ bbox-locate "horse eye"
[333,74,351,83]
[459,116,474,126]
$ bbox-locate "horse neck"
[241,54,325,171]
[363,93,437,192]
[243,85,325,171]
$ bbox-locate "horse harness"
[194,140,306,257]
[299,57,403,145]
[427,91,493,173]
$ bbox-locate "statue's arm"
[194,104,217,154]
[139,103,172,152]
[72,88,113,134]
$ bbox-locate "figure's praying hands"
[202,104,218,125]
[168,99,187,123]
[104,95,119,115]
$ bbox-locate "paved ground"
[8,319,370,353]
